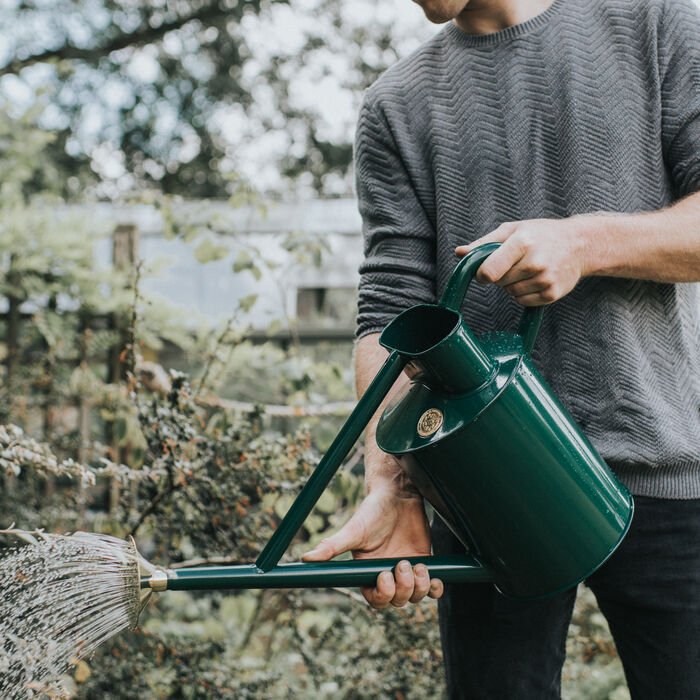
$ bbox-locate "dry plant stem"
[170,555,242,569]
[194,313,237,400]
[196,393,356,417]
[330,586,368,605]
[239,589,268,651]
[290,614,322,687]
[126,260,143,382]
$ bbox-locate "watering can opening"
[379,305,460,356]
[380,303,496,395]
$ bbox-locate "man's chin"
[413,0,468,24]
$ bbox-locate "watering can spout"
[140,554,495,592]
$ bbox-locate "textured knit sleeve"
[658,0,700,198]
[354,92,436,339]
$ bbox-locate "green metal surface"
[142,554,493,591]
[377,335,633,598]
[158,243,633,599]
[378,351,520,452]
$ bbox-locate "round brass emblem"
[417,408,444,437]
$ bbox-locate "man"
[304,0,700,696]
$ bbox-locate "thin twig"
[196,394,355,417]
[194,314,238,400]
[169,555,243,569]
[342,444,364,473]
[239,590,267,651]
[330,586,369,605]
[128,481,181,538]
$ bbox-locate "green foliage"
[0,0,431,198]
[0,0,291,198]
[280,230,332,269]
[0,114,202,437]
[81,589,444,699]
[126,372,315,562]
[0,363,446,699]
[0,241,627,698]
[232,250,261,279]
[194,238,230,264]
[0,358,629,700]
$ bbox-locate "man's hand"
[302,485,444,609]
[455,216,599,306]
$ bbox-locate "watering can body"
[376,321,632,598]
[375,243,633,598]
[143,243,633,600]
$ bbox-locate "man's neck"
[454,0,556,35]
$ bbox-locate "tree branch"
[0,2,229,76]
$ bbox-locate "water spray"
[0,530,152,697]
[0,528,476,698]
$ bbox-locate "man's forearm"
[583,190,700,282]
[458,189,700,305]
[354,333,419,497]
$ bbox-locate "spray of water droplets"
[0,531,145,698]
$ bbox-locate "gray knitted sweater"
[354,0,700,498]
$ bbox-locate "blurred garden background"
[0,1,635,697]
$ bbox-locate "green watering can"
[143,243,633,600]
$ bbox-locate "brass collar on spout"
[147,568,169,592]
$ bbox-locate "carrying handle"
[440,242,544,355]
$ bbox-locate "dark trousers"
[432,496,700,700]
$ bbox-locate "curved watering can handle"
[440,242,544,355]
